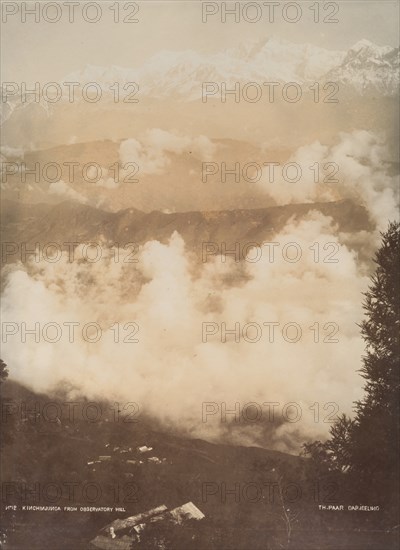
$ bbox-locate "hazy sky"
[1,1,399,83]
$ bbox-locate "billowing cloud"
[1,128,396,452]
[48,180,87,204]
[1,213,370,452]
[119,129,217,176]
[258,130,399,228]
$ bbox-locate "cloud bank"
[1,213,370,452]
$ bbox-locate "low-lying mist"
[1,129,399,453]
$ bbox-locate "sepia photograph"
[0,1,399,549]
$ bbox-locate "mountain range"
[1,38,398,119]
[1,37,398,150]
[1,198,372,270]
[62,38,399,99]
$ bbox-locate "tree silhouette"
[0,359,9,384]
[0,359,14,444]
[351,221,399,494]
[303,222,400,510]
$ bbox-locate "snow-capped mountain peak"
[323,39,399,96]
[349,39,393,56]
[30,38,400,102]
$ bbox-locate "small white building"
[147,457,162,464]
[98,456,112,462]
[137,445,153,453]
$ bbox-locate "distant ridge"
[1,199,373,265]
